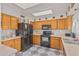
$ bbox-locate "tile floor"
[16,45,65,56]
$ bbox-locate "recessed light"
[32,10,53,16]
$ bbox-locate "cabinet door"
[67,16,72,31]
[35,22,42,30]
[2,14,10,30]
[10,16,18,30]
[58,19,65,29]
[64,18,68,29]
[51,19,57,30]
[59,39,64,51]
[32,22,36,30]
[50,37,60,49]
[14,38,21,51]
[33,35,40,45]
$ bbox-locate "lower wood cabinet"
[50,37,60,49]
[50,36,64,50]
[32,35,41,45]
[1,38,21,51]
[60,39,64,51]
[14,38,21,51]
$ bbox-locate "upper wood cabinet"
[33,35,41,45]
[31,17,72,30]
[1,13,19,30]
[58,19,65,29]
[67,16,73,31]
[51,19,57,30]
[1,13,10,30]
[32,21,42,30]
[10,16,18,30]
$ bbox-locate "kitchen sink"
[63,39,79,45]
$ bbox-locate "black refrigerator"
[16,23,33,51]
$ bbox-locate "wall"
[33,30,69,36]
[72,8,79,36]
[0,3,27,40]
[64,3,79,37]
[0,4,1,44]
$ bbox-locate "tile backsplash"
[33,30,70,35]
[0,30,16,40]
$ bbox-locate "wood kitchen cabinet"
[32,21,42,30]
[1,13,10,30]
[67,16,73,31]
[58,19,65,29]
[50,36,64,50]
[50,36,60,49]
[60,39,64,51]
[1,37,21,51]
[10,16,18,30]
[14,38,21,51]
[32,17,72,30]
[51,19,58,30]
[33,35,41,45]
[1,13,19,30]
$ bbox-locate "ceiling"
[15,3,39,9]
[15,3,70,20]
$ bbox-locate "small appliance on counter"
[65,32,76,38]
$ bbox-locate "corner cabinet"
[32,35,41,45]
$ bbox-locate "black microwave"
[42,25,51,30]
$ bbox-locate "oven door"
[41,36,50,47]
[42,37,49,42]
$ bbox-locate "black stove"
[41,30,52,47]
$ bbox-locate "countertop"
[0,44,17,56]
[62,37,79,56]
[0,36,21,42]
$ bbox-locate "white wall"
[0,4,1,44]
[1,3,28,23]
[72,9,79,36]
[0,3,29,41]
